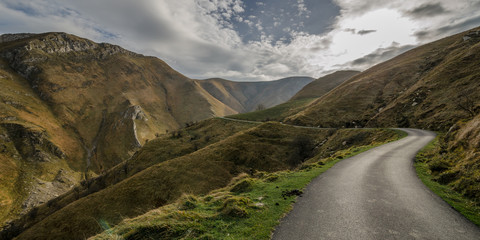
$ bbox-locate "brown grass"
[286,27,480,130]
[14,123,397,240]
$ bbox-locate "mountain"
[197,76,313,113]
[0,32,239,223]
[290,70,359,100]
[285,27,480,130]
[284,26,480,212]
[0,32,315,226]
[227,71,358,122]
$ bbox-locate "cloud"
[406,3,448,18]
[347,43,416,69]
[1,0,479,81]
[414,14,480,41]
[357,29,376,35]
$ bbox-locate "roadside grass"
[92,133,403,240]
[415,137,480,226]
[227,98,316,122]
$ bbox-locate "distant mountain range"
[198,76,313,113]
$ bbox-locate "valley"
[0,25,479,240]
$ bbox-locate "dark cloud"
[437,15,480,35]
[414,15,480,41]
[406,3,448,18]
[349,43,416,67]
[357,29,376,35]
[344,28,356,34]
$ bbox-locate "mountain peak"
[0,32,138,58]
[0,33,36,44]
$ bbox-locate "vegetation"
[286,27,480,130]
[197,77,313,113]
[415,136,480,226]
[228,98,316,122]
[290,70,359,101]
[91,130,403,239]
[12,121,400,239]
[0,118,256,239]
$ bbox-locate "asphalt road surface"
[273,128,480,240]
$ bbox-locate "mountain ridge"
[197,76,313,113]
[286,27,480,130]
[0,32,311,225]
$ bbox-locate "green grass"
[92,136,401,240]
[92,159,339,239]
[228,98,316,122]
[415,137,480,226]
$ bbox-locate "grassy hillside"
[0,118,256,239]
[228,71,359,122]
[0,32,241,223]
[0,59,84,224]
[13,121,399,240]
[283,26,480,226]
[227,98,316,122]
[286,27,480,130]
[90,128,403,239]
[290,70,359,100]
[197,77,313,113]
[415,113,480,215]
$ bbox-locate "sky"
[1,0,480,81]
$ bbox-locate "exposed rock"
[0,123,66,161]
[21,169,75,214]
[0,34,35,44]
[123,105,148,121]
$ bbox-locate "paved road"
[273,128,480,240]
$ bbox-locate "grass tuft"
[415,137,480,226]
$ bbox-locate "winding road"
[272,128,480,240]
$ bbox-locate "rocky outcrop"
[0,34,35,44]
[1,123,66,162]
[0,33,140,84]
[2,33,137,57]
[123,105,148,121]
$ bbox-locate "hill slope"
[290,70,359,100]
[0,32,239,223]
[284,26,480,215]
[197,77,313,113]
[228,71,358,122]
[286,27,480,130]
[7,119,398,240]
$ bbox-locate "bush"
[289,135,315,166]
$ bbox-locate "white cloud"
[297,0,310,17]
[0,0,479,81]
